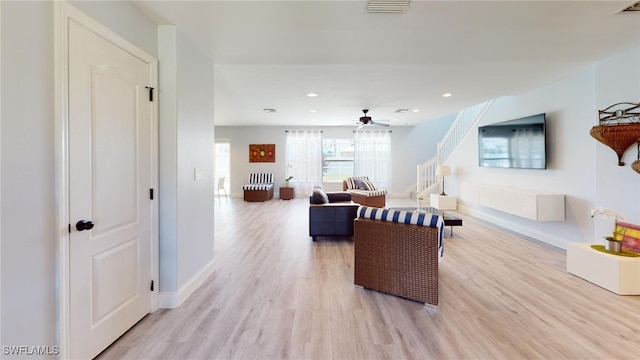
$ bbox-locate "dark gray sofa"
[309,188,359,241]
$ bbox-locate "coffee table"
[389,206,462,236]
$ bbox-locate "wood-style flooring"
[98,196,640,360]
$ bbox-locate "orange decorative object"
[590,124,640,166]
[591,102,640,166]
[249,144,275,162]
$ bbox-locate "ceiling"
[132,0,640,127]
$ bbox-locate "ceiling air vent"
[367,0,411,13]
[622,1,640,12]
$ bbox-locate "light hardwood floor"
[98,196,640,360]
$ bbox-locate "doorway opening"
[214,140,230,202]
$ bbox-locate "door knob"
[76,220,94,231]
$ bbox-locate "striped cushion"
[242,184,274,191]
[356,206,444,258]
[348,189,387,197]
[247,173,274,184]
[345,176,369,190]
[363,179,377,191]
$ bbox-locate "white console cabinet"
[460,182,565,221]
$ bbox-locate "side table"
[280,187,294,200]
[430,194,457,210]
[567,242,640,295]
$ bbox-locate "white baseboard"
[158,258,216,309]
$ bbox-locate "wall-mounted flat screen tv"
[478,113,546,169]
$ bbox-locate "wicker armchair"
[353,207,443,306]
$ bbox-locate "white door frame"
[54,2,159,359]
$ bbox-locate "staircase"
[416,100,494,196]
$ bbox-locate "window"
[354,131,391,190]
[285,131,323,195]
[322,138,354,181]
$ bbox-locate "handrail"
[416,99,494,196]
[438,99,494,165]
[416,157,439,196]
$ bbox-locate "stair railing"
[416,99,494,196]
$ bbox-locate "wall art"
[249,144,275,162]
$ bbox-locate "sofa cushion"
[327,192,352,203]
[347,189,387,197]
[311,188,329,204]
[242,184,274,191]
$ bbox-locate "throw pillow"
[353,178,369,190]
[311,188,329,204]
[363,179,377,190]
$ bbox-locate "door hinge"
[150,188,154,200]
[145,86,154,102]
[150,280,154,291]
[68,224,71,233]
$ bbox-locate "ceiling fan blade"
[371,120,390,127]
[357,123,365,130]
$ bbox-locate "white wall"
[175,29,215,291]
[70,0,157,57]
[447,47,640,249]
[158,26,216,305]
[158,26,179,294]
[1,0,158,353]
[1,1,56,350]
[215,118,454,197]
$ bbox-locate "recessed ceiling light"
[442,93,453,97]
[394,119,400,122]
[306,92,318,97]
[412,109,419,113]
[311,119,317,122]
[263,108,276,113]
[395,109,409,113]
[310,109,317,113]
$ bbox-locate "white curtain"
[285,130,323,195]
[354,130,391,190]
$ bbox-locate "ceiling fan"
[354,109,390,130]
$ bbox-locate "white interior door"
[68,19,154,359]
